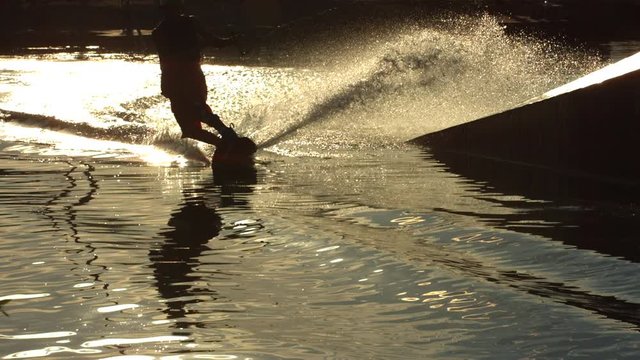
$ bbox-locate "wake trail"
[0,108,210,163]
[256,15,603,150]
[257,47,423,148]
[258,78,372,148]
[1,108,149,143]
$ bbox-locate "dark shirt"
[152,15,202,64]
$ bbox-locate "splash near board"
[211,136,257,171]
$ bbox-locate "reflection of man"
[152,0,238,147]
[150,193,222,327]
[150,169,257,328]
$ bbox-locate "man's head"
[159,0,183,16]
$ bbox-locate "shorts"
[160,61,208,101]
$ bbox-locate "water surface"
[1,14,639,359]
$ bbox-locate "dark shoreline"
[1,1,639,65]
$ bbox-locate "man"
[152,0,238,147]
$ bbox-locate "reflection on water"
[1,146,640,358]
[152,193,222,331]
[150,168,256,332]
[428,149,640,262]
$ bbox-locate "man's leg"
[181,128,222,147]
[200,104,238,141]
[171,100,222,146]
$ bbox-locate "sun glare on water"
[0,58,160,126]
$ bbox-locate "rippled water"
[1,14,639,360]
[1,148,639,359]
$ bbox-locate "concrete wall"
[410,57,640,184]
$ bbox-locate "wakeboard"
[211,136,257,171]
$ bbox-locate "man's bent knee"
[180,127,199,139]
[181,128,221,146]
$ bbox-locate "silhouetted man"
[152,0,238,147]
